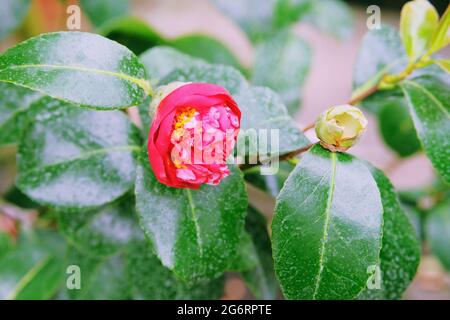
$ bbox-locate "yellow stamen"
[174,108,197,130]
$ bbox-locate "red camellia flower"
[147,82,241,189]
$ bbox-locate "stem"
[239,143,315,171]
[302,122,315,132]
[348,82,380,105]
[380,62,416,86]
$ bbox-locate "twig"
[302,122,315,132]
[348,83,380,105]
[239,143,315,171]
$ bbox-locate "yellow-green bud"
[149,81,188,116]
[315,105,368,152]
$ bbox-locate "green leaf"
[17,97,142,211]
[400,75,450,183]
[240,207,278,300]
[161,63,248,96]
[400,0,439,62]
[139,46,205,84]
[100,17,243,70]
[137,96,152,136]
[236,86,310,158]
[252,30,311,114]
[0,232,14,259]
[0,82,42,146]
[229,231,259,272]
[0,229,66,300]
[80,0,129,28]
[245,162,295,197]
[62,247,129,300]
[426,200,450,271]
[170,34,244,72]
[0,0,31,41]
[272,145,383,299]
[377,90,421,157]
[303,0,353,40]
[0,32,150,109]
[211,0,276,42]
[3,186,42,209]
[135,149,247,283]
[58,197,139,258]
[273,0,312,28]
[353,25,407,97]
[402,204,422,240]
[126,239,225,299]
[434,59,450,73]
[358,166,420,300]
[99,17,165,55]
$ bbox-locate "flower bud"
[315,105,367,152]
[148,82,241,189]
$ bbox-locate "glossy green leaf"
[0,82,42,146]
[400,75,450,183]
[229,231,259,272]
[139,46,205,84]
[358,166,420,300]
[62,247,129,300]
[170,34,244,72]
[402,204,422,240]
[17,97,142,211]
[58,197,139,258]
[426,200,450,271]
[303,0,353,40]
[272,145,383,299]
[0,32,150,109]
[135,149,247,283]
[236,86,310,158]
[273,0,312,28]
[80,0,129,28]
[0,230,66,300]
[211,0,276,42]
[100,17,243,69]
[137,96,152,136]
[126,239,225,299]
[0,232,14,259]
[244,162,295,197]
[377,90,421,157]
[3,186,42,210]
[162,63,248,96]
[252,30,311,114]
[240,207,278,300]
[99,17,165,55]
[0,0,30,41]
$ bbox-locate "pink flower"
[147,82,241,189]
